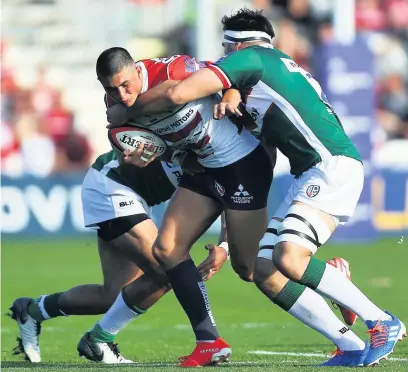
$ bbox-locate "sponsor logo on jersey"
[306,185,320,198]
[231,184,253,204]
[214,181,225,196]
[155,108,195,135]
[119,200,135,208]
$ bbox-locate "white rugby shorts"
[279,155,364,221]
[81,168,151,228]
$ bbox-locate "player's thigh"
[273,157,364,260]
[272,201,340,280]
[154,186,222,269]
[83,165,162,276]
[225,207,268,281]
[98,237,142,294]
[290,156,364,224]
[82,168,152,231]
[275,201,338,255]
[111,218,168,285]
[213,146,272,281]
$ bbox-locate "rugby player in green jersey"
[107,9,406,367]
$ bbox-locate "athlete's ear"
[236,43,244,51]
[135,65,142,77]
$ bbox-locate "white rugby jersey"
[105,55,258,168]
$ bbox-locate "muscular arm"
[127,69,224,118]
[128,80,180,118]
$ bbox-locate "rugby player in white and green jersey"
[9,151,230,364]
[112,8,406,367]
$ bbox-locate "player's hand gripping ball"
[108,126,167,167]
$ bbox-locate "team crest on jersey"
[184,57,199,73]
[306,185,320,198]
[214,181,225,196]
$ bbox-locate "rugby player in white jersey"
[9,152,231,363]
[83,47,274,367]
[9,54,233,363]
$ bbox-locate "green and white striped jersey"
[208,45,361,176]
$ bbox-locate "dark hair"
[221,8,275,39]
[96,47,134,78]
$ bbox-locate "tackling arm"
[128,69,224,118]
[127,80,179,118]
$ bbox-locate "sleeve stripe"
[207,65,232,89]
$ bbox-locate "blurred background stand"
[1,0,408,240]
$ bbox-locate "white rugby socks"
[98,292,142,335]
[316,264,391,323]
[288,287,366,351]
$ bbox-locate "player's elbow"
[167,86,186,106]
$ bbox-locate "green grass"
[1,237,407,371]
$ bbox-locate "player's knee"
[272,242,291,272]
[231,261,254,282]
[254,257,286,296]
[253,257,272,287]
[152,239,168,265]
[272,242,311,280]
[275,204,334,255]
[141,262,169,287]
[147,263,169,287]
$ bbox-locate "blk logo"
[339,327,349,334]
[119,200,134,208]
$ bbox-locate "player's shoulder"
[139,55,209,87]
[214,47,259,67]
[253,45,288,61]
[138,55,183,85]
[217,45,277,64]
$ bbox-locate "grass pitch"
[1,236,407,371]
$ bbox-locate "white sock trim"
[38,295,51,320]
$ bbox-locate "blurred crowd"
[258,0,408,144]
[1,44,92,178]
[1,0,408,178]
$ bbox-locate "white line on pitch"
[248,350,408,362]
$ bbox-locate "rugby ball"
[108,126,167,156]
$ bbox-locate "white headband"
[222,30,272,44]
